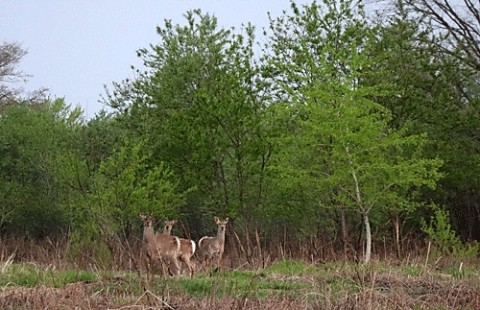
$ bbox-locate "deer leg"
[169,257,181,277]
[145,259,151,283]
[182,255,195,278]
[197,253,206,273]
[216,255,221,272]
[206,255,216,276]
[159,258,170,277]
[144,253,154,283]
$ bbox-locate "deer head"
[163,219,178,235]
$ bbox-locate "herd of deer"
[140,213,229,278]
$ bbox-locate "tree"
[86,140,185,234]
[262,0,442,262]
[0,42,46,107]
[67,139,187,264]
[373,1,480,241]
[104,10,270,240]
[404,0,480,71]
[0,99,83,237]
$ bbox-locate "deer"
[139,213,181,279]
[163,220,196,278]
[197,216,229,272]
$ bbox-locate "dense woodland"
[1,0,479,266]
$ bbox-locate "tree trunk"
[346,146,370,263]
[363,212,371,264]
[393,213,401,259]
[339,205,349,258]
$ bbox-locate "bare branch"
[404,0,480,71]
[0,42,28,82]
[0,41,47,108]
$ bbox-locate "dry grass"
[1,262,479,309]
[1,236,479,309]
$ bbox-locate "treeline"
[1,0,479,264]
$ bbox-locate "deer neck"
[216,226,226,242]
[143,224,155,242]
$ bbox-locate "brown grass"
[1,267,479,309]
[1,236,479,309]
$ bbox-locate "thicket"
[1,0,479,266]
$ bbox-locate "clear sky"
[0,1,310,119]
[1,1,386,120]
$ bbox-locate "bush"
[421,204,479,259]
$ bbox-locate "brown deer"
[163,220,196,278]
[139,213,181,278]
[197,216,229,272]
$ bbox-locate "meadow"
[1,253,479,309]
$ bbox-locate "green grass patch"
[173,267,306,299]
[263,259,315,276]
[0,263,98,288]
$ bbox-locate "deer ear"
[214,216,219,223]
[225,217,229,222]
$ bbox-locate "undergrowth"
[1,259,479,309]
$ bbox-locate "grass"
[0,262,98,288]
[174,268,305,299]
[1,259,480,309]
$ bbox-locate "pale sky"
[1,1,385,120]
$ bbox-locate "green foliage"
[77,111,126,173]
[104,9,269,234]
[92,140,184,222]
[0,99,82,237]
[70,139,186,255]
[369,0,480,241]
[421,204,479,258]
[1,0,479,261]
[261,0,442,256]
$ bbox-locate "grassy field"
[1,258,479,309]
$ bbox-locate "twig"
[424,241,431,271]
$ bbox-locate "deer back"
[198,236,221,257]
[180,238,196,257]
[155,233,181,258]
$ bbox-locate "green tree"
[68,139,186,264]
[0,99,83,237]
[372,1,480,242]
[262,0,442,262]
[85,140,185,235]
[104,10,270,239]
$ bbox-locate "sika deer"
[197,216,229,272]
[139,214,181,278]
[163,220,196,277]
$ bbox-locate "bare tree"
[0,42,27,102]
[0,41,46,107]
[404,0,480,71]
